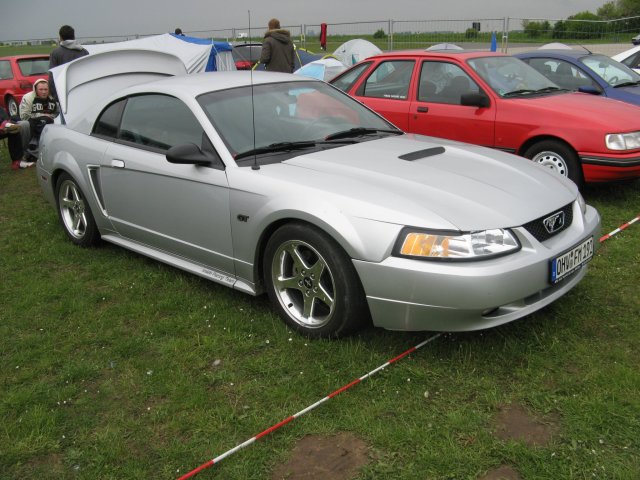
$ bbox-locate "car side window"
[93,99,126,139]
[360,60,415,100]
[529,59,596,90]
[118,94,204,152]
[0,61,12,80]
[418,61,480,105]
[331,62,371,92]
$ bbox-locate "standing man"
[259,18,295,73]
[49,25,89,99]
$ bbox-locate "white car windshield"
[468,56,561,97]
[198,80,399,165]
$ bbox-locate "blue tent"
[172,33,234,71]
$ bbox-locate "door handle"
[417,106,429,113]
[111,159,125,168]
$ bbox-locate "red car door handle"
[417,106,429,113]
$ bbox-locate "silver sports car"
[37,50,600,338]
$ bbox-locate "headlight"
[605,132,640,150]
[394,228,520,261]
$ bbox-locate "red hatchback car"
[0,54,50,117]
[331,50,640,187]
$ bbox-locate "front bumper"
[580,153,640,182]
[353,203,601,332]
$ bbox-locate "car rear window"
[17,58,49,76]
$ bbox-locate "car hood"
[516,91,640,126]
[271,135,576,231]
[608,84,640,105]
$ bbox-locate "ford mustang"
[37,50,600,338]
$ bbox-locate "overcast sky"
[1,0,607,42]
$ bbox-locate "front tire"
[263,223,370,338]
[55,173,100,247]
[523,140,583,188]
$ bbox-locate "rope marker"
[599,214,639,243]
[177,333,442,479]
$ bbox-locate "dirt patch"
[478,465,522,480]
[492,403,560,447]
[271,432,369,480]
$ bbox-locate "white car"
[37,50,601,338]
[612,44,640,74]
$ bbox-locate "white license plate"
[550,237,594,284]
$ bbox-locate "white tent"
[333,39,382,66]
[84,33,233,73]
[294,58,347,81]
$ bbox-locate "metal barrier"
[4,16,640,54]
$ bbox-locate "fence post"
[502,17,509,53]
[389,19,393,51]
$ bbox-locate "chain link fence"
[4,16,640,56]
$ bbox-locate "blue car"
[516,47,640,106]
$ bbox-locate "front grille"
[522,203,573,242]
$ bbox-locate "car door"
[96,94,235,277]
[348,59,416,130]
[408,60,496,147]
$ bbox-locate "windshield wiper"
[503,86,565,98]
[613,80,640,88]
[234,141,317,160]
[324,127,403,141]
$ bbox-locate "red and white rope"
[599,214,640,243]
[177,333,442,479]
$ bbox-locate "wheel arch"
[252,215,371,295]
[517,134,577,158]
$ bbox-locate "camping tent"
[294,58,347,81]
[84,33,235,73]
[333,39,382,66]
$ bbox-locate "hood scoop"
[399,146,446,161]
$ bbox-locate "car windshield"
[468,56,560,97]
[198,80,400,165]
[17,57,49,76]
[580,54,640,86]
[232,45,262,62]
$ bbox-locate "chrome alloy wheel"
[58,179,90,240]
[270,239,336,329]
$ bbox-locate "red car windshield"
[467,56,559,97]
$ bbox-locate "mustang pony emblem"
[543,211,565,234]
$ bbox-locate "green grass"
[1,137,640,479]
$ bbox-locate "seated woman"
[0,106,32,169]
[19,78,58,160]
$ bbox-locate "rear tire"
[55,173,101,247]
[263,223,370,338]
[523,140,583,188]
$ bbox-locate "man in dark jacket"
[259,18,295,73]
[49,25,89,99]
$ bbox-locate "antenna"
[248,10,260,170]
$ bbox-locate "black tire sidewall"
[263,223,369,338]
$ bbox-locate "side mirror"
[578,86,601,95]
[460,92,490,108]
[166,143,214,166]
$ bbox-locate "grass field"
[1,139,639,479]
